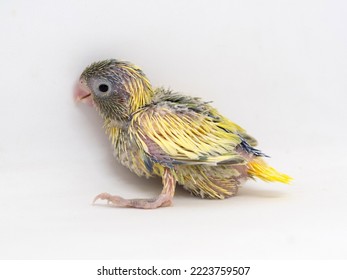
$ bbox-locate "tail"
[247,158,292,184]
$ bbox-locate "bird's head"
[75,59,153,121]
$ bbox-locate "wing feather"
[130,101,251,167]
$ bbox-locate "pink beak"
[74,79,93,106]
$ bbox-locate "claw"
[92,192,111,204]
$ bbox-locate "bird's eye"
[92,79,112,97]
[98,84,109,93]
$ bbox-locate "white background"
[0,0,346,259]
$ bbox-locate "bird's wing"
[129,100,256,167]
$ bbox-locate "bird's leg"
[93,168,176,209]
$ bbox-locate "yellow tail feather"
[247,158,292,184]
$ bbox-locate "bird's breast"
[111,129,153,178]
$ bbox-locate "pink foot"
[93,192,172,209]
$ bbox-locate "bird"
[75,59,292,209]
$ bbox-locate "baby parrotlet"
[75,59,291,209]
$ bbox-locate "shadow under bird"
[75,59,292,209]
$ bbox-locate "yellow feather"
[247,158,292,184]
